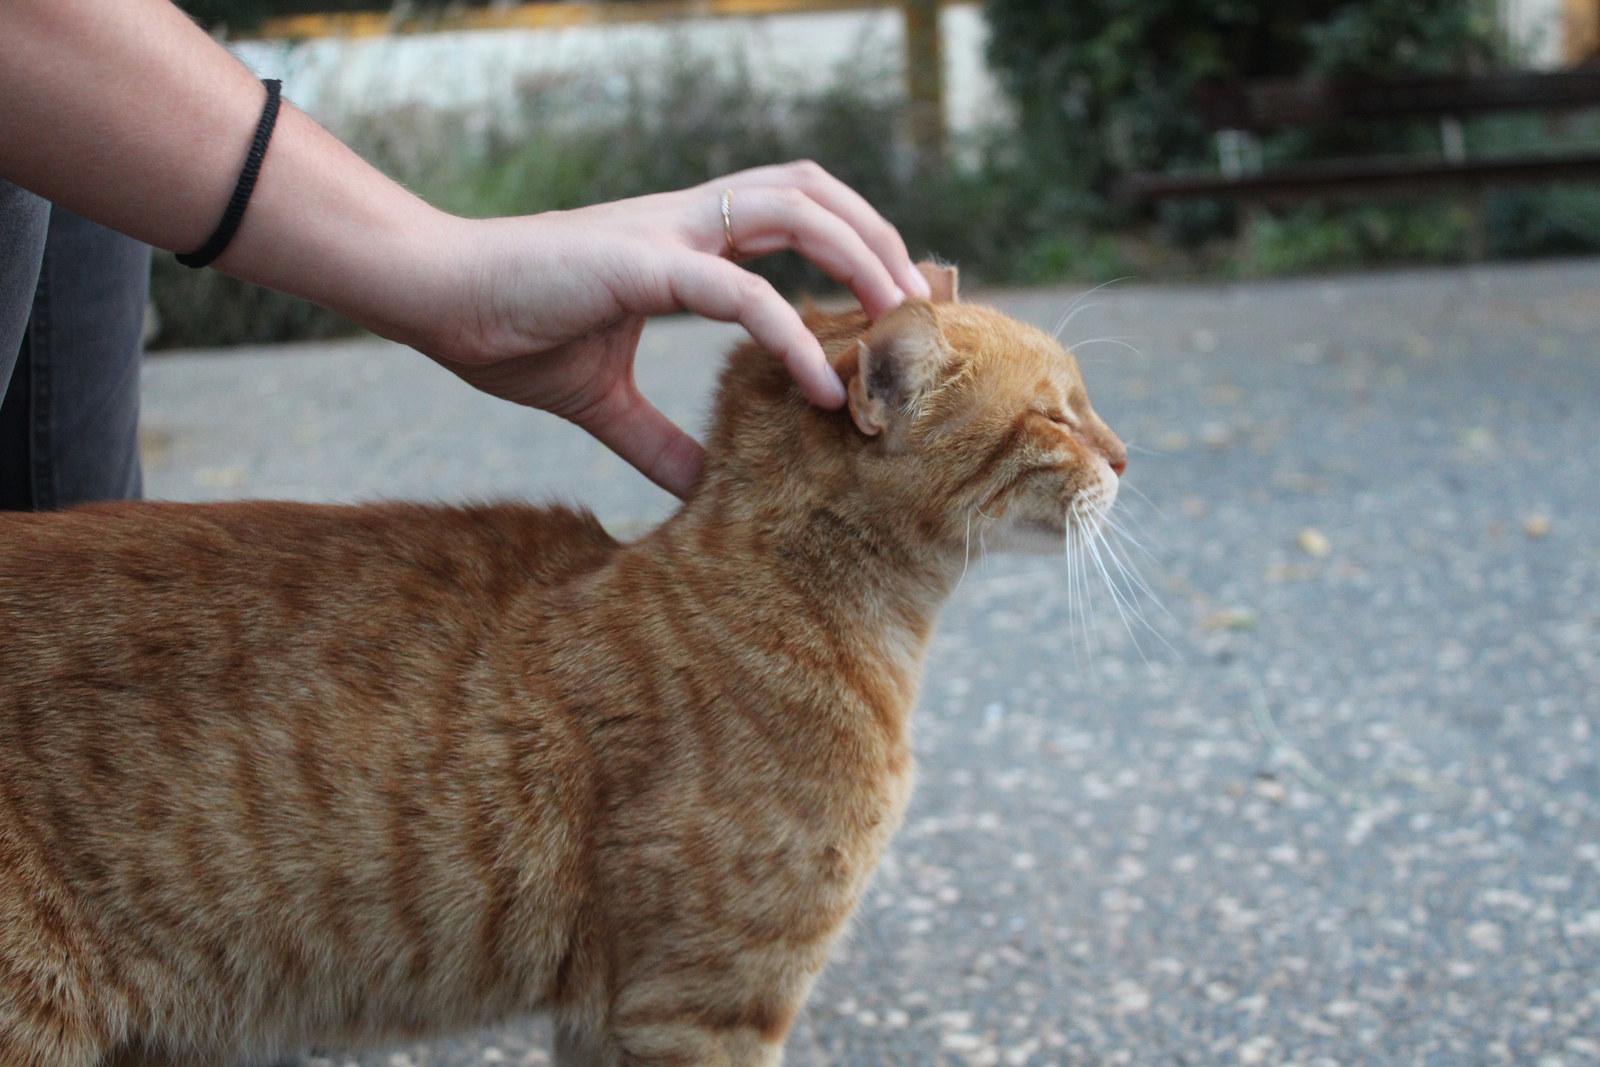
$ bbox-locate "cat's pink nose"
[1085,421,1126,478]
[1104,437,1128,478]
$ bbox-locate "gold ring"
[720,188,739,258]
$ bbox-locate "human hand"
[418,162,932,499]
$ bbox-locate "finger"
[661,252,846,409]
[720,160,931,302]
[571,380,707,500]
[718,186,908,321]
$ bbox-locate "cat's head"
[704,264,1125,559]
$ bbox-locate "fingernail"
[823,365,848,407]
[909,271,933,298]
[893,286,910,305]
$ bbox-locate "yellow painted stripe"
[248,0,943,41]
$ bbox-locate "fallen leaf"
[1296,527,1331,558]
[1201,608,1258,631]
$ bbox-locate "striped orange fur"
[0,266,1124,1067]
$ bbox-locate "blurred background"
[150,0,1600,349]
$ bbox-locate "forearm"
[0,0,461,351]
[213,101,466,355]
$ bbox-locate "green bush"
[1235,107,1600,274]
[1487,187,1600,257]
[1245,202,1478,274]
[982,0,1505,220]
[149,255,355,349]
[1016,231,1136,286]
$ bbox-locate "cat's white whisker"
[1092,525,1170,644]
[1096,504,1177,659]
[1105,539,1167,618]
[1050,277,1132,342]
[1085,533,1152,664]
[1050,301,1103,342]
[1068,544,1088,662]
[954,509,973,593]
[1068,499,1104,662]
[1098,509,1158,562]
[1061,524,1086,672]
[1062,337,1144,359]
[1117,479,1167,520]
[1055,483,1174,665]
[1099,496,1174,612]
[1090,525,1147,615]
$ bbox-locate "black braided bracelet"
[176,78,282,269]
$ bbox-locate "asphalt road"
[141,257,1600,1067]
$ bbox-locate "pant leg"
[0,180,50,396]
[0,181,51,510]
[0,203,151,511]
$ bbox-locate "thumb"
[571,383,706,500]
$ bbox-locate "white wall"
[231,4,1009,140]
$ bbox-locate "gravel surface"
[141,257,1600,1067]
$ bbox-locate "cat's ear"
[916,261,959,304]
[846,300,945,443]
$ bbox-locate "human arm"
[0,0,931,497]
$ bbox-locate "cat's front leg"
[554,1011,786,1067]
[608,1018,786,1067]
[97,1043,199,1067]
[553,980,799,1067]
[551,1019,609,1067]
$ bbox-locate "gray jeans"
[1,179,149,511]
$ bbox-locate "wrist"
[208,104,474,357]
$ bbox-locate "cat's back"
[0,498,616,606]
[0,497,620,764]
[0,499,616,678]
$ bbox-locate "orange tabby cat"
[0,265,1124,1067]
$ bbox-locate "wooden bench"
[1115,69,1600,208]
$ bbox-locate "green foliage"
[149,254,355,349]
[982,0,1504,211]
[1245,202,1478,275]
[1235,108,1600,275]
[1488,187,1600,257]
[1017,231,1136,286]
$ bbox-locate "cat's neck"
[652,345,965,669]
[661,466,961,646]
